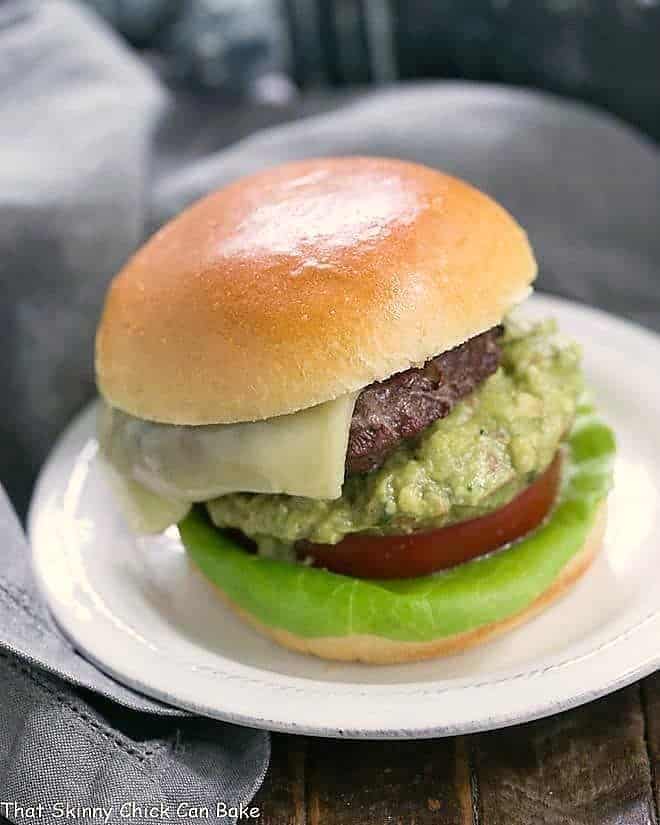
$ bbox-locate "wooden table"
[253,672,659,824]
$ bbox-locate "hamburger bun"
[213,503,606,665]
[95,157,536,425]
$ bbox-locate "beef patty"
[346,327,502,475]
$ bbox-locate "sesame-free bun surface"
[217,503,606,665]
[96,157,537,424]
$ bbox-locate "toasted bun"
[218,503,606,665]
[96,157,536,425]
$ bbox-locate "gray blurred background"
[83,0,660,142]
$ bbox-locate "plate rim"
[28,293,660,738]
[44,595,660,739]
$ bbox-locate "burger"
[95,157,614,664]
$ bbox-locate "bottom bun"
[217,502,607,665]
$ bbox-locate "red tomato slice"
[297,452,562,579]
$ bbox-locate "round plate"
[29,294,660,738]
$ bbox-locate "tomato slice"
[297,452,562,579]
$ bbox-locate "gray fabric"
[0,658,267,825]
[0,1,269,819]
[1,0,161,512]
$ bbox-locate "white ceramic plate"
[29,294,660,738]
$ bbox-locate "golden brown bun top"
[96,157,537,424]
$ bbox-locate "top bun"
[95,157,536,424]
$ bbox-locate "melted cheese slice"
[98,392,358,508]
[99,455,191,534]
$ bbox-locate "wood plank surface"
[474,684,656,825]
[254,733,472,824]
[254,734,307,825]
[254,678,660,824]
[642,671,660,818]
[305,735,471,824]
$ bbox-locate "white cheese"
[98,391,358,506]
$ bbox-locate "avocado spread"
[206,319,583,554]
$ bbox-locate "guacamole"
[206,319,583,554]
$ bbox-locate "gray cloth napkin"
[0,1,269,820]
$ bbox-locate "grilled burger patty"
[346,327,503,475]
